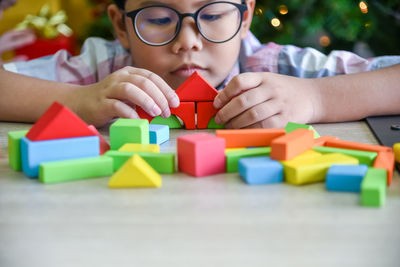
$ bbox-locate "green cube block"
[285,122,320,138]
[313,146,377,166]
[8,130,29,171]
[110,118,149,150]
[105,150,175,174]
[39,156,113,184]
[361,168,387,207]
[226,147,271,173]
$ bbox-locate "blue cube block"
[238,156,283,185]
[149,124,169,145]
[20,136,99,178]
[326,164,368,192]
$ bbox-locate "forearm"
[312,64,400,123]
[0,69,79,123]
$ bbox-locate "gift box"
[15,34,76,60]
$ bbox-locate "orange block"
[270,129,314,161]
[197,101,218,129]
[373,151,395,186]
[314,136,339,146]
[325,139,392,153]
[215,129,285,148]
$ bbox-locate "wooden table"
[1,121,399,267]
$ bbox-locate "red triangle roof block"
[175,71,218,102]
[26,102,95,141]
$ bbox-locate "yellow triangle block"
[118,143,160,153]
[108,154,162,188]
[283,152,359,185]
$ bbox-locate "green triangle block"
[151,115,182,128]
[207,116,225,129]
[285,122,320,138]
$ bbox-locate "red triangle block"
[175,71,218,102]
[26,102,95,141]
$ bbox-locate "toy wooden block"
[207,116,225,129]
[285,122,320,138]
[196,101,224,129]
[373,151,395,186]
[105,150,175,173]
[39,156,113,184]
[109,118,149,150]
[175,71,218,102]
[325,139,392,153]
[171,102,196,129]
[361,168,387,207]
[270,129,314,161]
[313,136,339,146]
[8,130,28,171]
[108,154,162,188]
[238,156,283,185]
[177,133,225,177]
[326,164,368,192]
[313,146,377,166]
[20,136,100,178]
[215,129,285,148]
[149,124,169,145]
[119,143,160,153]
[25,101,95,141]
[136,106,182,128]
[226,147,271,173]
[394,143,400,163]
[284,153,358,185]
[88,125,110,155]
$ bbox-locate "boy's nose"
[171,17,203,53]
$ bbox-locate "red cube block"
[177,133,226,177]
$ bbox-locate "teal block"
[326,164,368,192]
[149,124,169,145]
[238,156,283,185]
[8,130,28,171]
[361,168,387,207]
[39,156,113,184]
[110,118,149,150]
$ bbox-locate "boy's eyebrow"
[138,0,220,8]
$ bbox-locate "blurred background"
[0,0,399,62]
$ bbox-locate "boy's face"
[109,0,255,89]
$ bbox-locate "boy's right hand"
[68,66,180,127]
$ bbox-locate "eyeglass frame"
[121,0,248,46]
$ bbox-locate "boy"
[0,0,399,128]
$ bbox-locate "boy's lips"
[171,64,205,77]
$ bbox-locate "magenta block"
[177,133,226,177]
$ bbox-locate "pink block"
[177,133,226,177]
[88,125,110,155]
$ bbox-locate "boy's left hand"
[213,72,320,129]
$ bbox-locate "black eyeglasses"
[122,1,248,46]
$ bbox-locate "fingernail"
[161,108,171,118]
[213,97,221,109]
[171,94,180,108]
[151,104,162,117]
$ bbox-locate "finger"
[213,73,262,109]
[0,30,36,50]
[110,82,162,117]
[225,99,281,129]
[105,99,140,119]
[214,87,272,124]
[126,67,180,108]
[246,114,286,129]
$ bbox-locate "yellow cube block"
[393,143,400,163]
[118,143,160,153]
[283,153,359,185]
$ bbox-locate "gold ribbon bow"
[15,4,73,39]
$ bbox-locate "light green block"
[207,116,225,129]
[151,115,182,128]
[285,122,320,138]
[110,118,149,150]
[105,150,175,174]
[226,147,271,173]
[39,156,113,184]
[313,146,377,166]
[361,168,386,207]
[8,130,29,171]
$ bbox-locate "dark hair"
[114,0,126,10]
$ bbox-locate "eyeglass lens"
[134,3,243,45]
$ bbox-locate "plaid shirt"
[4,33,400,89]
